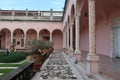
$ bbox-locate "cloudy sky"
[0,0,65,11]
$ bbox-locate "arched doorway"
[112,17,120,57]
[39,29,50,41]
[13,29,24,49]
[26,29,37,48]
[0,28,11,49]
[52,29,63,49]
[70,4,75,50]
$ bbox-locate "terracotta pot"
[33,62,42,72]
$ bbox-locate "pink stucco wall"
[63,0,120,57]
[53,30,63,49]
[80,27,89,52]
[0,21,62,32]
[0,21,63,49]
[96,20,111,56]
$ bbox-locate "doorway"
[113,27,120,57]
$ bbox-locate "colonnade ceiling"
[92,0,120,25]
[67,16,70,28]
[64,0,120,29]
[80,1,88,29]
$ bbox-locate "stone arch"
[26,29,37,48]
[52,29,63,49]
[76,0,82,16]
[39,29,50,41]
[0,28,11,49]
[13,29,25,48]
[70,4,75,23]
[67,15,70,27]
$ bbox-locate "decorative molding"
[110,17,120,27]
[110,17,120,57]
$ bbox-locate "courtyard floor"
[31,50,120,80]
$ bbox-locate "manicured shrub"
[0,52,29,63]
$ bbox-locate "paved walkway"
[73,51,120,80]
[31,50,120,80]
[31,51,83,80]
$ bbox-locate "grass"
[0,60,28,78]
[0,69,14,77]
[0,61,27,67]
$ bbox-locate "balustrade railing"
[0,10,63,21]
[0,62,35,80]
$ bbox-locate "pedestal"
[86,54,99,74]
[75,50,81,63]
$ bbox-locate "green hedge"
[0,52,29,63]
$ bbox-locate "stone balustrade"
[0,10,63,21]
[0,62,34,80]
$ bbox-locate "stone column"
[70,23,73,50]
[24,34,26,47]
[70,23,74,57]
[63,31,65,48]
[67,27,70,49]
[75,14,81,62]
[11,32,13,45]
[50,32,52,42]
[63,30,67,49]
[65,31,67,48]
[87,0,99,74]
[37,32,39,40]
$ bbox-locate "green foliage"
[0,52,29,63]
[45,41,54,48]
[0,69,14,77]
[31,39,54,51]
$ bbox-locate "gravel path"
[31,51,83,80]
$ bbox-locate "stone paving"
[31,51,82,80]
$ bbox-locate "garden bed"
[0,52,29,63]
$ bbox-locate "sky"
[0,0,65,11]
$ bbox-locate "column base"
[69,48,74,57]
[86,54,99,74]
[74,50,81,63]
